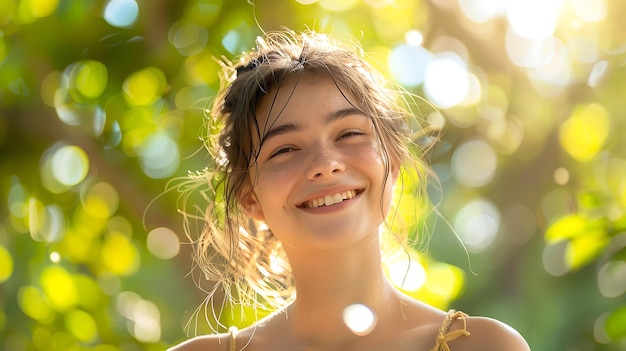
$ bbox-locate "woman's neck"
[280,235,406,346]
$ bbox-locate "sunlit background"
[1,0,625,350]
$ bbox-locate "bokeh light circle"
[146,227,180,260]
[424,54,469,108]
[386,255,426,292]
[598,260,626,298]
[137,133,180,179]
[168,22,209,56]
[50,145,89,187]
[82,182,119,219]
[103,0,139,28]
[388,44,431,88]
[343,304,377,336]
[570,0,607,22]
[452,140,497,187]
[454,198,501,253]
[458,0,504,23]
[70,60,108,100]
[28,200,66,243]
[318,0,357,11]
[507,0,557,39]
[123,67,167,106]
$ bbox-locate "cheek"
[259,163,296,185]
[353,146,386,177]
[358,147,395,212]
[255,164,298,202]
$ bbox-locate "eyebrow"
[261,107,367,144]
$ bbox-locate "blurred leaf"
[64,309,98,343]
[613,246,626,261]
[40,265,79,312]
[565,230,609,269]
[100,232,140,276]
[70,60,108,101]
[545,214,606,242]
[606,305,626,340]
[0,244,13,282]
[559,103,610,163]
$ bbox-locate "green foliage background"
[1,0,625,350]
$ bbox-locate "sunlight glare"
[568,36,600,64]
[404,30,423,47]
[526,38,571,97]
[569,0,606,22]
[49,251,61,264]
[505,30,556,68]
[343,304,377,336]
[507,0,559,39]
[387,256,426,292]
[457,0,505,23]
[388,44,431,88]
[365,0,393,7]
[423,54,469,109]
[318,0,357,11]
[588,60,608,87]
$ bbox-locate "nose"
[306,143,345,179]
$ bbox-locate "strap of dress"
[228,326,238,351]
[429,310,470,351]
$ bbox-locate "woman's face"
[242,70,397,251]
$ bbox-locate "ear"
[241,190,265,221]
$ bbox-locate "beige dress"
[227,309,470,351]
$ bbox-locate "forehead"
[254,70,359,129]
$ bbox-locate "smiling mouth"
[300,190,360,209]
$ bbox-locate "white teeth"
[304,190,357,209]
[324,195,333,206]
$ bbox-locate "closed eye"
[339,128,365,139]
[269,146,297,158]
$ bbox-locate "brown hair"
[179,29,437,328]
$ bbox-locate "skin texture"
[168,71,531,351]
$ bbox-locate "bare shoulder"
[167,333,230,351]
[461,315,530,351]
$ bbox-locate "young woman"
[169,30,530,351]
